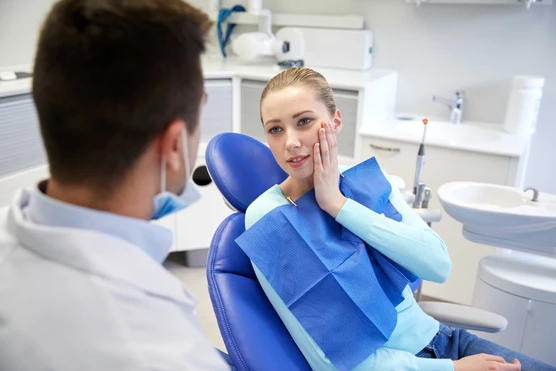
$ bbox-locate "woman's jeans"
[417,323,556,370]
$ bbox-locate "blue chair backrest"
[205,133,310,371]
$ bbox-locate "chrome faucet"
[432,90,464,125]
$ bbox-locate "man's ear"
[159,120,185,172]
[333,109,343,134]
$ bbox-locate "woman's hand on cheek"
[313,121,347,218]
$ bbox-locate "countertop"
[0,55,396,99]
[359,115,530,158]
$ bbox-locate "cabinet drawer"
[0,94,46,177]
[361,137,418,187]
[201,79,233,143]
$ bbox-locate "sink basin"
[394,120,501,143]
[438,182,556,257]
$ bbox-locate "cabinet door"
[361,136,511,305]
[240,79,266,142]
[201,79,233,143]
[174,154,234,252]
[471,278,528,352]
[0,94,46,178]
[520,300,556,366]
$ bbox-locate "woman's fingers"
[319,125,330,167]
[327,121,338,166]
[313,142,323,173]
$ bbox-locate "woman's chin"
[287,168,313,181]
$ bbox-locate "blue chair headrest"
[205,133,288,213]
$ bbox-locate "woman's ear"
[333,109,343,134]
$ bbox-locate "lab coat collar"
[7,188,197,307]
[29,181,172,264]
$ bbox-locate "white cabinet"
[201,79,233,142]
[472,278,529,351]
[174,153,233,253]
[0,94,46,178]
[473,276,556,366]
[332,89,359,158]
[361,136,520,305]
[239,79,266,142]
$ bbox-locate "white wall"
[217,0,556,194]
[2,0,555,193]
[0,0,59,66]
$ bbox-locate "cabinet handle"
[369,143,401,153]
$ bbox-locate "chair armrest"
[413,209,442,223]
[418,301,508,333]
[402,190,415,204]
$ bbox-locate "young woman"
[241,67,553,371]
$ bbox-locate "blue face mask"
[152,128,201,220]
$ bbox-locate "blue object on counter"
[217,5,246,58]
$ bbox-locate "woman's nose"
[285,132,301,151]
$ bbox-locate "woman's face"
[261,85,341,180]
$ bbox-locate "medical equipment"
[292,28,374,71]
[217,5,246,57]
[231,27,305,65]
[204,132,508,371]
[413,118,428,207]
[219,1,306,65]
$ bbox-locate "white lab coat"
[0,189,229,371]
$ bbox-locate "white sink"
[438,182,556,257]
[395,120,501,143]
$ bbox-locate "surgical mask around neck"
[152,128,201,220]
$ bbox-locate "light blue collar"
[26,181,173,263]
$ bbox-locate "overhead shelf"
[407,0,552,6]
[209,12,364,30]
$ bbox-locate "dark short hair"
[32,0,212,189]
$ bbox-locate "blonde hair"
[260,67,336,123]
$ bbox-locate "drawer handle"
[369,143,401,153]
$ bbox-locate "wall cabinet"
[0,94,45,178]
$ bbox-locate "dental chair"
[205,132,507,371]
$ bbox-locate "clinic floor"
[164,252,227,351]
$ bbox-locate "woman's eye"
[299,118,312,126]
[269,127,282,134]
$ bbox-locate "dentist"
[0,0,231,370]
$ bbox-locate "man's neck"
[45,177,154,220]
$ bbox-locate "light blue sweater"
[244,169,454,371]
